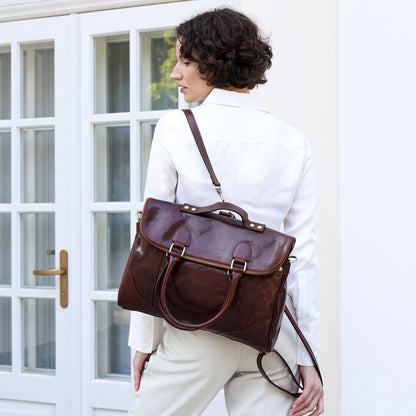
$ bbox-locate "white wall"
[339,0,416,414]
[242,1,340,415]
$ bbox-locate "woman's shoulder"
[269,116,308,148]
[154,109,195,147]
[157,109,188,124]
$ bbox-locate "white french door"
[79,3,201,413]
[0,15,76,416]
[0,1,237,415]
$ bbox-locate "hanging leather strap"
[183,109,224,201]
[256,306,323,397]
[182,109,323,395]
[284,306,322,384]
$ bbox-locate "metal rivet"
[278,267,283,272]
[257,225,263,230]
[191,207,197,212]
[184,205,190,209]
[250,223,255,228]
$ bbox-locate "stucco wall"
[339,0,416,414]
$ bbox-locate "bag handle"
[183,109,224,202]
[158,243,245,330]
[181,201,265,232]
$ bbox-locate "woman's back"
[146,88,309,232]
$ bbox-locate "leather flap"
[140,198,296,275]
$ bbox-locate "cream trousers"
[128,301,299,416]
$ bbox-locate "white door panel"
[0,399,55,416]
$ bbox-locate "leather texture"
[118,197,295,352]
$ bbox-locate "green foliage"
[149,32,178,109]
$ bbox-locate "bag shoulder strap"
[256,307,323,398]
[183,109,224,202]
[284,306,322,382]
[182,108,323,395]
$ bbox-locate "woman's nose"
[170,64,182,80]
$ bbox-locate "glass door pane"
[21,43,54,118]
[0,297,11,369]
[0,131,11,203]
[139,121,155,200]
[95,301,130,379]
[140,30,177,111]
[94,212,130,291]
[94,125,130,202]
[22,298,55,373]
[0,214,11,286]
[95,35,130,114]
[94,212,130,379]
[21,128,55,203]
[21,213,55,288]
[0,46,11,120]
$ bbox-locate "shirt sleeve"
[284,137,321,366]
[128,116,178,353]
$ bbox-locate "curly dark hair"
[176,8,272,89]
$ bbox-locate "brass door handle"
[33,269,66,275]
[33,250,68,308]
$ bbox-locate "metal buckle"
[214,185,224,202]
[230,258,247,273]
[167,243,186,258]
[288,256,297,263]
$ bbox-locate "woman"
[128,8,323,416]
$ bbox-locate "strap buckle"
[214,185,224,202]
[167,243,186,258]
[229,258,247,273]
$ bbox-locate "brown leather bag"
[118,109,322,394]
[118,196,295,351]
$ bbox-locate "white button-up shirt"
[128,88,320,365]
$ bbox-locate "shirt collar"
[202,88,271,113]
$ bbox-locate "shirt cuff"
[296,319,320,366]
[128,311,164,353]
